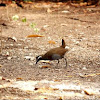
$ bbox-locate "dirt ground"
[0,2,100,99]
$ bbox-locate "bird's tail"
[61,39,66,48]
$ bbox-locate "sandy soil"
[0,2,100,99]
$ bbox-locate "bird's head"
[36,55,42,64]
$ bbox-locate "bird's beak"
[35,59,39,64]
[35,60,38,64]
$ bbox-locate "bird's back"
[42,47,68,60]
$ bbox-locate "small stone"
[75,29,78,31]
[24,56,34,61]
[78,25,81,27]
[82,67,87,70]
[65,46,70,50]
[29,53,33,56]
[26,39,31,42]
[10,44,13,46]
[43,25,49,28]
[69,64,73,67]
[78,73,84,78]
[17,44,22,46]
[24,46,28,49]
[24,56,31,60]
[19,49,22,51]
[18,58,20,60]
[62,10,69,13]
[6,52,10,56]
[80,32,84,35]
[0,76,2,80]
[48,37,51,39]
[75,41,80,45]
[7,57,12,60]
[29,63,33,66]
[61,24,68,26]
[96,49,99,51]
[12,37,17,42]
[69,30,72,32]
[30,57,34,61]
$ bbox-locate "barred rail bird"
[36,39,69,67]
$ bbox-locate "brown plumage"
[36,39,68,67]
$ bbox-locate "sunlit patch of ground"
[0,77,100,99]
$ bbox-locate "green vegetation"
[12,15,19,21]
[22,18,27,22]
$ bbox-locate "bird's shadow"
[35,59,68,69]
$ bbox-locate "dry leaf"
[27,34,44,38]
[96,73,100,75]
[2,77,6,80]
[80,2,87,6]
[61,24,68,26]
[84,89,95,95]
[16,77,22,80]
[59,97,63,100]
[54,79,60,82]
[41,65,51,68]
[48,40,55,44]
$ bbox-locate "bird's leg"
[55,60,60,68]
[57,59,59,64]
[64,58,67,67]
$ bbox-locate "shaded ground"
[0,2,100,99]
